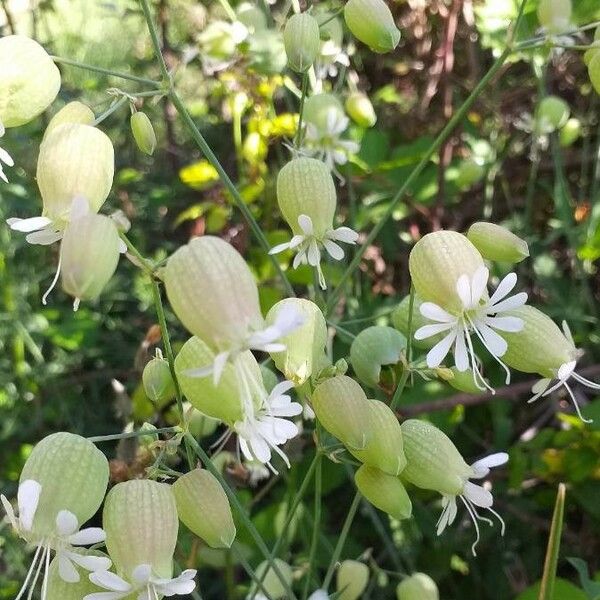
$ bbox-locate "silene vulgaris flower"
[0,121,15,183]
[269,214,358,289]
[414,266,527,392]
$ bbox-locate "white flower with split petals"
[414,267,527,392]
[436,452,508,556]
[270,214,358,289]
[86,564,197,600]
[235,380,303,473]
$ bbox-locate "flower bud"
[337,560,369,600]
[284,13,320,73]
[103,479,178,580]
[392,294,438,349]
[237,3,267,32]
[248,30,287,75]
[559,117,581,147]
[350,325,406,388]
[354,464,412,521]
[277,157,336,238]
[303,93,345,134]
[344,0,400,53]
[0,35,61,128]
[400,419,471,496]
[266,298,329,385]
[164,236,263,352]
[536,96,570,134]
[175,336,261,424]
[466,222,529,264]
[249,559,293,599]
[130,111,157,155]
[37,124,115,225]
[455,159,485,189]
[396,573,439,600]
[537,0,572,34]
[44,102,95,141]
[500,305,575,378]
[345,92,377,128]
[143,352,176,403]
[172,469,236,548]
[408,231,484,313]
[442,367,485,394]
[60,213,121,308]
[19,432,109,540]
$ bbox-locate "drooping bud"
[130,111,157,155]
[400,419,471,496]
[396,573,439,600]
[303,93,345,134]
[284,13,320,73]
[354,464,412,520]
[536,96,570,134]
[392,294,439,349]
[103,479,178,580]
[249,559,293,599]
[277,157,337,238]
[466,222,529,264]
[18,432,109,540]
[44,102,95,141]
[60,213,121,308]
[0,35,61,128]
[37,124,115,225]
[345,92,377,128]
[344,0,401,53]
[408,231,484,313]
[537,0,572,34]
[266,298,329,385]
[143,350,176,403]
[559,118,581,147]
[350,325,406,388]
[172,469,236,548]
[336,560,369,600]
[500,305,576,378]
[164,236,263,352]
[237,3,268,32]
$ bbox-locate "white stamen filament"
[466,313,512,385]
[459,495,482,557]
[42,253,62,306]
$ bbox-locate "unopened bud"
[172,469,236,548]
[249,559,293,599]
[345,92,377,128]
[337,560,369,600]
[559,117,581,147]
[44,102,95,141]
[536,96,570,134]
[0,35,61,128]
[143,352,176,403]
[350,326,406,388]
[537,0,572,34]
[441,367,485,394]
[354,464,412,520]
[409,231,484,313]
[237,3,267,32]
[130,111,157,155]
[284,13,320,73]
[466,222,529,264]
[344,0,400,53]
[455,159,484,189]
[396,573,439,600]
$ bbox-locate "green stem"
[184,433,299,600]
[119,232,155,276]
[322,491,361,590]
[302,455,322,599]
[539,483,566,600]
[51,55,162,87]
[231,543,275,600]
[93,96,129,126]
[295,72,309,148]
[88,427,179,443]
[405,284,415,364]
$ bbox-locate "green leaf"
[515,578,588,600]
[566,558,600,599]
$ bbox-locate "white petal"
[69,196,91,221]
[486,292,528,314]
[532,378,551,395]
[1,494,18,530]
[269,241,292,255]
[475,322,508,357]
[307,240,321,266]
[118,240,127,254]
[249,434,272,464]
[25,229,63,245]
[456,274,472,309]
[322,239,344,261]
[419,302,456,323]
[89,570,132,592]
[488,272,517,306]
[426,330,458,368]
[83,593,126,600]
[269,380,295,401]
[436,502,451,535]
[414,322,455,340]
[17,479,41,532]
[56,510,79,537]
[558,360,577,382]
[447,496,458,525]
[298,214,313,235]
[454,330,469,372]
[471,267,489,306]
[68,526,106,546]
[292,249,307,269]
[0,146,14,166]
[155,570,197,595]
[288,234,306,249]
[308,590,330,600]
[132,564,153,584]
[483,316,523,332]
[328,226,358,243]
[272,303,305,336]
[68,551,112,572]
[183,364,214,378]
[238,436,253,463]
[270,401,303,418]
[58,553,80,583]
[462,482,493,508]
[213,351,230,386]
[471,452,509,478]
[7,216,53,233]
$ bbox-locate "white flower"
[529,321,600,423]
[269,214,359,289]
[1,480,111,600]
[235,380,303,473]
[302,109,360,173]
[0,120,14,183]
[308,591,330,600]
[86,564,197,600]
[436,452,508,556]
[414,267,527,392]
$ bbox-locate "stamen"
[315,261,327,290]
[486,507,506,535]
[25,544,47,600]
[466,314,512,385]
[210,428,234,456]
[14,543,44,600]
[462,318,495,393]
[42,254,62,306]
[40,542,51,600]
[459,495,482,557]
[563,382,592,423]
[468,502,494,528]
[572,372,600,390]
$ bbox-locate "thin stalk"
[295,72,309,148]
[390,285,414,411]
[217,0,237,21]
[539,483,566,600]
[390,369,410,412]
[184,433,299,600]
[231,543,275,600]
[119,232,155,276]
[138,0,171,81]
[51,56,162,87]
[322,491,362,590]
[88,427,179,443]
[302,455,322,599]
